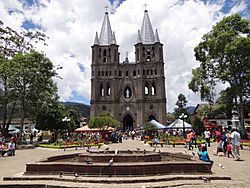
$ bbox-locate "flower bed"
[37,142,105,149]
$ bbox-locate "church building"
[90,9,167,131]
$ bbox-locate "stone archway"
[123,114,133,131]
[148,115,156,122]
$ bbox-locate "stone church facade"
[90,10,167,131]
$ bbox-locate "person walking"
[213,128,223,156]
[230,128,241,160]
[204,129,211,147]
[226,142,234,158]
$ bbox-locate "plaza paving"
[0,139,249,187]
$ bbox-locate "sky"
[0,0,249,112]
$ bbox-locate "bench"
[170,139,186,147]
[240,140,250,149]
[148,140,168,147]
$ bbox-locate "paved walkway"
[0,139,249,187]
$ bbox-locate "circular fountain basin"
[25,150,212,176]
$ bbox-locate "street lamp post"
[231,107,239,129]
[179,113,187,138]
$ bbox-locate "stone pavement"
[0,139,249,187]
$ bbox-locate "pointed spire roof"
[111,31,116,44]
[94,32,99,45]
[99,12,113,45]
[137,30,142,43]
[155,29,160,43]
[140,10,155,44]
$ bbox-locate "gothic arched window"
[159,47,162,59]
[108,48,111,56]
[92,49,95,61]
[103,49,107,56]
[106,83,111,96]
[142,47,145,57]
[100,83,104,96]
[133,70,136,76]
[147,49,151,61]
[114,49,117,62]
[152,82,156,96]
[145,83,149,95]
[136,48,139,61]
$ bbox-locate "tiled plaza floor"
[0,139,249,187]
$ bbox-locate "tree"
[65,106,81,128]
[88,112,120,130]
[192,117,204,135]
[174,93,188,118]
[190,14,250,137]
[36,102,79,142]
[0,20,48,135]
[188,67,216,111]
[6,51,58,140]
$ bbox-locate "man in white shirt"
[230,128,241,160]
[204,129,211,147]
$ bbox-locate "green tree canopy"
[0,20,51,135]
[174,93,188,118]
[89,112,120,130]
[189,14,250,137]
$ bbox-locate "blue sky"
[1,0,249,111]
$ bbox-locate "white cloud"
[0,0,246,112]
[229,0,247,14]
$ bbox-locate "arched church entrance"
[148,115,156,122]
[123,114,133,131]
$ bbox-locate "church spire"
[94,32,99,45]
[111,31,116,44]
[140,10,155,44]
[137,30,142,43]
[99,11,113,45]
[155,29,160,43]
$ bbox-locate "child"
[226,142,234,158]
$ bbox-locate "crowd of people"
[213,128,241,160]
[147,127,242,164]
[0,134,17,157]
[192,127,242,164]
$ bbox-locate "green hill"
[61,102,90,118]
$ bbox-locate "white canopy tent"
[148,120,169,129]
[168,119,192,130]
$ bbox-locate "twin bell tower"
[90,8,167,131]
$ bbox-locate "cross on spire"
[144,3,147,11]
[104,5,109,13]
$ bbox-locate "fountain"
[25,150,212,176]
